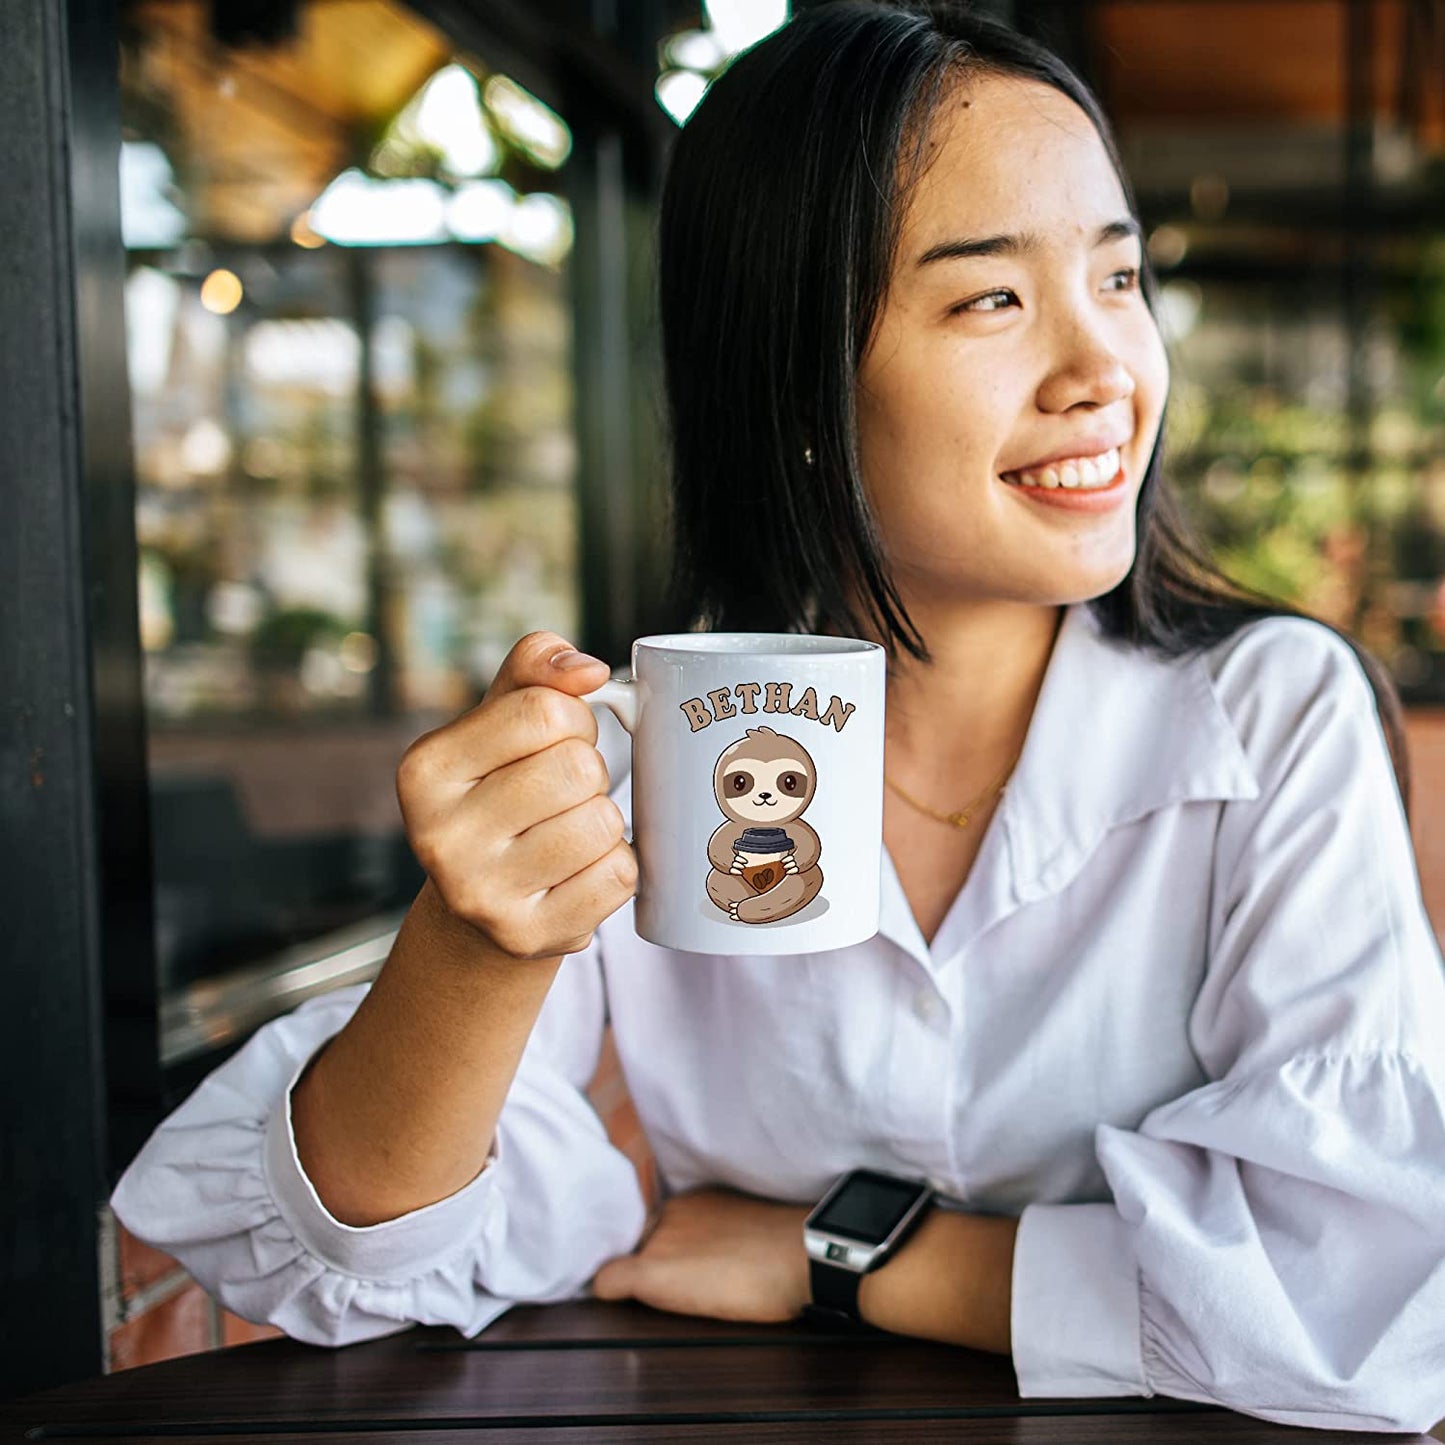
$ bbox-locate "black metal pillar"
[0,0,155,1399]
[569,125,641,661]
[349,248,398,718]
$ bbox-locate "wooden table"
[3,1299,1433,1443]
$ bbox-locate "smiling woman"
[109,3,1445,1437]
[658,1,1410,808]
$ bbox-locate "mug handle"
[580,677,638,735]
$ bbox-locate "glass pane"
[119,0,579,1054]
[1099,0,1445,701]
[1096,0,1445,939]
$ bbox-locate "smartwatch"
[802,1168,934,1329]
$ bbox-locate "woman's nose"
[1036,314,1137,414]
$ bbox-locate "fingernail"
[551,648,603,671]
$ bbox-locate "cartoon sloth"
[705,725,824,925]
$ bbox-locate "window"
[120,0,581,1066]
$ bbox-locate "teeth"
[1004,447,1119,491]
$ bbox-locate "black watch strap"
[802,1258,885,1333]
[809,1256,862,1320]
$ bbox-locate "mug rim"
[633,631,882,658]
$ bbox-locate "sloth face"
[717,755,814,824]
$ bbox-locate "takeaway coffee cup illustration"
[582,633,886,955]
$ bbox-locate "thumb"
[485,630,611,705]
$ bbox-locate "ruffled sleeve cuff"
[1010,1200,1153,1400]
[263,1055,505,1282]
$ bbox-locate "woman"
[112,2,1445,1432]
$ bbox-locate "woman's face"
[856,72,1169,608]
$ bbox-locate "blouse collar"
[1006,601,1260,900]
[878,601,1260,970]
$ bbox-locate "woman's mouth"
[998,448,1130,512]
[999,446,1121,491]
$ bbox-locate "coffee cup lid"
[733,827,794,853]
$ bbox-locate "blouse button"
[912,989,942,1022]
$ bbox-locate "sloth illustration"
[704,725,824,925]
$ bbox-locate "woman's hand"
[591,1186,812,1324]
[394,631,636,963]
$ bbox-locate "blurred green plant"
[250,607,347,673]
[1171,386,1365,628]
[1387,239,1445,421]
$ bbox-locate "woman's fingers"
[393,629,629,961]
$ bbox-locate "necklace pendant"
[948,810,971,828]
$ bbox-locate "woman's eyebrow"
[914,216,1140,267]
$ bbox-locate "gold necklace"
[884,753,1020,830]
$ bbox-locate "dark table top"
[3,1300,1433,1444]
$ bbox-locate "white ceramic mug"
[582,632,886,955]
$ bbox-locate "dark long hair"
[656,0,1411,812]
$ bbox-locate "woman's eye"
[952,267,1139,317]
[954,288,1017,315]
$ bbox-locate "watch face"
[809,1170,927,1244]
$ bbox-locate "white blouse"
[111,603,1445,1434]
